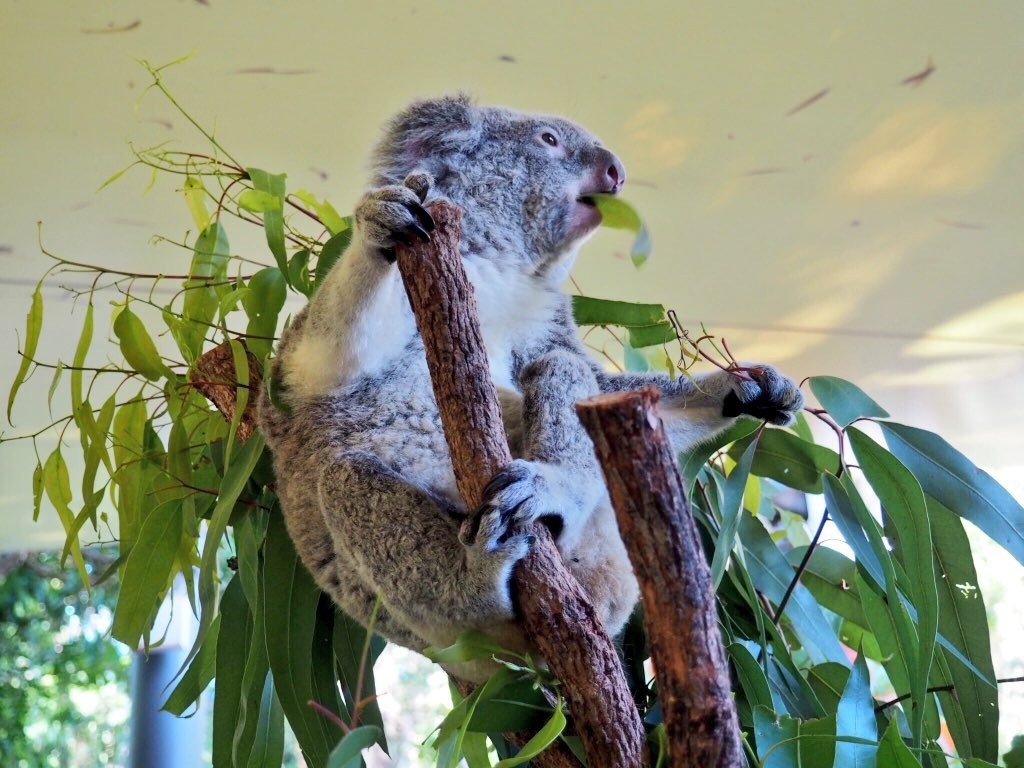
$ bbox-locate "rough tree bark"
[576,388,744,768]
[192,340,261,443]
[394,201,646,768]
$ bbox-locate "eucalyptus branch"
[805,406,847,471]
[15,353,138,377]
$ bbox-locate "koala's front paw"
[720,365,804,426]
[355,170,436,262]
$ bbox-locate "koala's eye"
[541,131,559,147]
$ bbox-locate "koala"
[256,95,803,677]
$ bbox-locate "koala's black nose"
[598,148,626,193]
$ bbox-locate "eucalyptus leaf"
[247,167,289,275]
[786,545,867,628]
[571,295,666,327]
[425,630,512,664]
[327,726,384,768]
[738,514,848,665]
[111,500,183,647]
[678,417,760,494]
[192,434,265,679]
[294,189,348,236]
[180,222,229,361]
[42,449,89,588]
[927,498,998,762]
[114,305,172,381]
[184,175,211,231]
[627,321,676,348]
[808,375,889,428]
[314,228,353,290]
[248,675,286,768]
[209,576,252,765]
[728,643,778,715]
[877,718,922,767]
[738,428,839,493]
[850,427,937,747]
[243,267,286,360]
[7,281,43,424]
[70,302,93,415]
[493,697,566,767]
[585,193,652,266]
[834,653,878,767]
[711,430,760,588]
[879,421,1024,568]
[264,508,339,766]
[163,614,221,716]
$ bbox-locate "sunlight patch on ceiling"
[837,105,1010,200]
[863,355,1021,388]
[749,230,926,361]
[906,290,1024,358]
[623,102,691,171]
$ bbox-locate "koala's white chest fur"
[466,257,558,390]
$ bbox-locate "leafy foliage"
[0,552,131,768]
[3,61,1022,767]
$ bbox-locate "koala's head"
[371,95,625,272]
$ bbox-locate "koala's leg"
[318,452,533,645]
[485,350,605,555]
[317,568,428,653]
[595,365,804,452]
[512,350,639,636]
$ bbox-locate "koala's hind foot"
[355,170,437,261]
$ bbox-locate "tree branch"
[576,388,744,767]
[395,202,645,768]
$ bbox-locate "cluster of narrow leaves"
[5,64,1024,767]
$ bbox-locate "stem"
[772,509,829,625]
[141,60,243,168]
[306,699,351,735]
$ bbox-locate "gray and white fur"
[256,95,803,676]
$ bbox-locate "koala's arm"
[531,302,803,453]
[592,365,803,449]
[280,174,435,399]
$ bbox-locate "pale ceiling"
[2,1,1023,551]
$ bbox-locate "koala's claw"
[409,202,436,234]
[721,366,804,427]
[468,460,564,551]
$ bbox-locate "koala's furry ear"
[372,93,482,179]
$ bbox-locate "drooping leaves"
[879,421,1024,568]
[7,281,43,424]
[111,500,183,647]
[114,304,172,381]
[264,509,340,767]
[834,653,878,768]
[247,168,289,275]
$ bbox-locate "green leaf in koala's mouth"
[580,194,652,267]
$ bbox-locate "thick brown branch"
[395,202,644,768]
[576,389,744,768]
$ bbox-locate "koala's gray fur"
[256,95,803,677]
